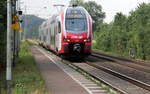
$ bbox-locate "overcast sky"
[20,0,149,23]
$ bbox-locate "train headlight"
[84,38,91,42]
[64,38,70,42]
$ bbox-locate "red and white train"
[39,5,93,58]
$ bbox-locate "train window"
[65,8,87,34]
[65,18,87,33]
[58,22,61,33]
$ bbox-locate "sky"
[20,0,149,23]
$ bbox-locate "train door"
[54,22,57,50]
[49,25,52,48]
[47,27,50,47]
[46,28,49,46]
[52,24,55,49]
[56,21,61,51]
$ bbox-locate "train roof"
[66,6,86,12]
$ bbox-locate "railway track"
[63,54,150,94]
[92,52,150,75]
[90,52,150,91]
[86,61,150,91]
[92,51,150,67]
[63,60,150,94]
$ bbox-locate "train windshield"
[65,8,87,34]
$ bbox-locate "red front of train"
[58,6,93,55]
[39,6,93,57]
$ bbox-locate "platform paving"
[31,47,90,94]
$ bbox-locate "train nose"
[73,44,81,52]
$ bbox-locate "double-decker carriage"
[39,5,93,58]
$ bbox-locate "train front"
[61,6,93,57]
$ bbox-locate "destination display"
[67,14,83,18]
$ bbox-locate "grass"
[0,71,6,94]
[12,40,48,94]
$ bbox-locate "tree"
[83,1,105,31]
[127,3,150,59]
[69,0,84,6]
[113,12,127,31]
[94,3,150,60]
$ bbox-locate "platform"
[31,46,90,94]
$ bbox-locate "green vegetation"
[0,71,6,94]
[0,0,7,93]
[0,0,7,67]
[12,41,48,94]
[94,3,150,60]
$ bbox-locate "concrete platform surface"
[32,47,90,94]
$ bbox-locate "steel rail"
[92,52,150,73]
[86,61,150,91]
